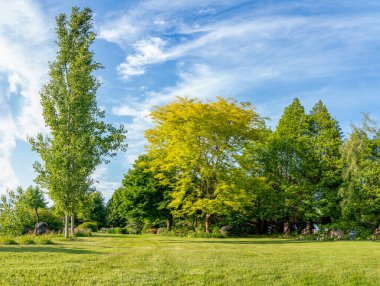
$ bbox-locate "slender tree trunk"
[34,208,40,224]
[167,215,173,231]
[205,214,211,233]
[70,215,75,236]
[64,213,69,238]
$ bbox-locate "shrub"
[38,209,64,232]
[145,228,158,234]
[18,235,35,245]
[115,227,128,234]
[75,229,92,237]
[219,225,233,236]
[77,222,98,232]
[106,228,116,234]
[34,235,55,245]
[126,219,143,234]
[0,236,18,245]
[159,229,226,238]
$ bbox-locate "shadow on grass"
[0,246,100,254]
[162,239,335,245]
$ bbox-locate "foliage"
[340,115,380,229]
[78,191,107,227]
[24,185,47,224]
[106,189,128,227]
[309,100,343,223]
[0,236,18,245]
[114,227,128,234]
[37,208,64,232]
[106,228,116,234]
[77,222,98,232]
[0,187,34,236]
[75,229,92,237]
[145,97,266,232]
[107,154,173,229]
[28,7,126,237]
[18,235,35,245]
[126,218,143,234]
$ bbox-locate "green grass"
[0,234,379,285]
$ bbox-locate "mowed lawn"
[0,234,379,286]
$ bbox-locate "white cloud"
[100,0,380,167]
[118,37,168,80]
[92,165,121,201]
[0,0,53,193]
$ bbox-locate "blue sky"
[1,0,380,201]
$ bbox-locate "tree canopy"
[28,7,126,238]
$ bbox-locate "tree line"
[108,97,380,237]
[1,7,379,238]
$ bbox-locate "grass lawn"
[0,234,379,286]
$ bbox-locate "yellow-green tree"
[145,97,266,232]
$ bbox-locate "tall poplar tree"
[29,7,126,238]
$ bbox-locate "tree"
[309,100,343,223]
[0,187,33,236]
[28,7,126,238]
[340,115,380,230]
[145,97,266,233]
[110,154,173,230]
[260,98,317,227]
[77,191,107,227]
[25,185,47,224]
[106,188,129,227]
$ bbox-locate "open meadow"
[0,234,379,286]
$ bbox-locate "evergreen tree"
[261,98,317,226]
[111,154,174,230]
[309,100,343,223]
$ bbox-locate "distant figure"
[35,222,48,236]
[330,229,344,240]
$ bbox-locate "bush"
[115,227,128,234]
[159,229,226,238]
[34,234,55,245]
[18,235,35,245]
[106,228,116,234]
[77,222,98,232]
[75,229,92,237]
[0,236,18,245]
[38,209,64,232]
[126,219,143,234]
[145,228,158,234]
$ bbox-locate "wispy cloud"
[0,0,53,193]
[99,0,380,166]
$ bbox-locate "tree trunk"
[205,214,211,233]
[34,208,40,224]
[70,215,75,236]
[64,213,69,238]
[167,215,173,231]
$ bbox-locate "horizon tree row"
[108,97,380,236]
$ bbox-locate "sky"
[1,0,380,201]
